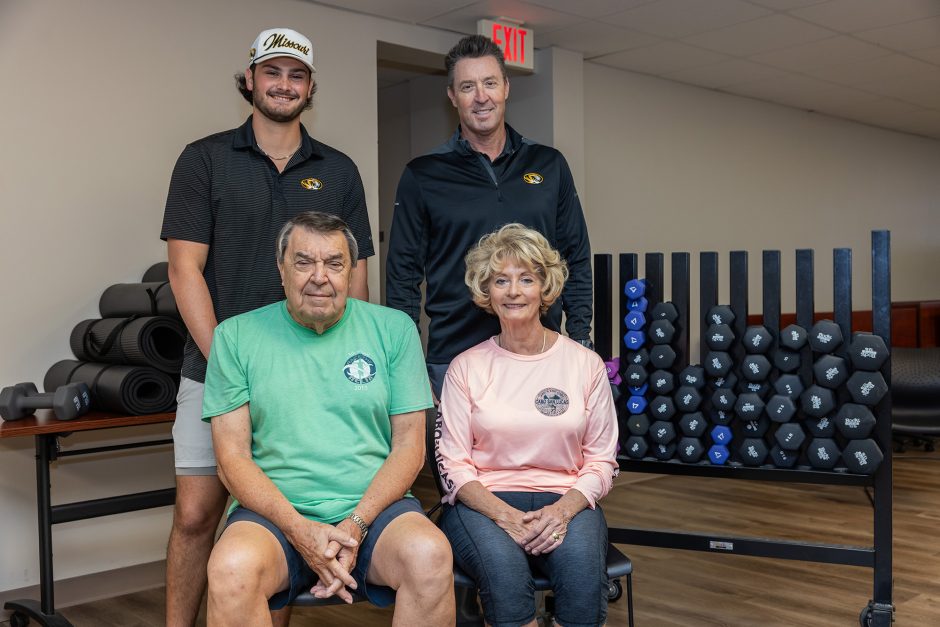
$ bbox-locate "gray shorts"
[172,377,216,475]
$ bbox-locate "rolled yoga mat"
[99,281,179,318]
[141,261,169,283]
[44,360,177,415]
[69,316,185,373]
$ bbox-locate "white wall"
[583,62,940,358]
[0,0,458,596]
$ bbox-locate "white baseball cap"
[249,28,316,72]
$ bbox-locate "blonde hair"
[464,223,568,315]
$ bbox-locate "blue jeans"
[441,491,608,627]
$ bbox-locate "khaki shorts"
[172,377,216,475]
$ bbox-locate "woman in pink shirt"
[437,223,618,627]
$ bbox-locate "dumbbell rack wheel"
[593,230,893,626]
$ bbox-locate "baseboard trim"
[1,560,165,618]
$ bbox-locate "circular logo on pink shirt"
[535,388,569,416]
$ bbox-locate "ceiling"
[308,0,940,140]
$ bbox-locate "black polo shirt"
[161,116,374,382]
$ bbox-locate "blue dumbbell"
[627,297,649,312]
[707,444,730,465]
[626,395,648,415]
[623,330,645,350]
[628,383,649,396]
[711,425,732,445]
[624,278,647,299]
[624,310,646,331]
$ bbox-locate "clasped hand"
[497,504,569,556]
[294,519,361,603]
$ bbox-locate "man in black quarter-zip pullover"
[386,35,593,398]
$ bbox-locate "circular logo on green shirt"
[344,353,377,384]
[535,388,569,416]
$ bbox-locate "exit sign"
[478,19,534,71]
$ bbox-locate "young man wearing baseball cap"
[160,28,374,625]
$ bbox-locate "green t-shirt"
[202,298,433,523]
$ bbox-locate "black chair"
[426,409,635,627]
[892,347,940,451]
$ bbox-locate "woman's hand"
[494,507,538,547]
[521,503,570,555]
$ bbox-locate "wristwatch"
[346,512,369,540]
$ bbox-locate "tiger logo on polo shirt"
[523,172,543,185]
[300,177,323,190]
[535,387,569,416]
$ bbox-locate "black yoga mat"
[44,360,177,415]
[99,281,179,318]
[142,262,169,283]
[69,316,185,373]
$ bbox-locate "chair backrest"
[424,406,449,517]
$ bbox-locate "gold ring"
[551,532,561,542]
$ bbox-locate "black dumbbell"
[773,349,801,373]
[846,371,889,406]
[623,436,649,459]
[738,379,771,398]
[842,439,884,474]
[766,394,797,423]
[649,319,676,345]
[648,369,675,395]
[0,382,91,421]
[624,363,648,387]
[800,385,836,418]
[806,415,836,438]
[779,324,808,351]
[704,351,733,378]
[649,420,676,444]
[711,372,738,392]
[834,403,876,439]
[734,392,765,421]
[677,437,705,463]
[704,324,735,351]
[649,395,677,421]
[742,416,770,438]
[774,374,804,400]
[709,408,734,426]
[624,348,650,367]
[807,438,842,470]
[742,355,772,382]
[650,301,679,322]
[674,385,702,412]
[770,445,799,468]
[651,441,677,461]
[808,320,843,354]
[739,437,769,466]
[813,355,849,389]
[774,423,805,450]
[847,332,889,371]
[649,345,677,369]
[705,305,735,327]
[711,388,737,412]
[679,365,706,389]
[742,325,773,354]
[625,413,651,436]
[679,412,707,437]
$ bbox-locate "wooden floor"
[51,444,940,626]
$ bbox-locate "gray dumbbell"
[0,382,91,421]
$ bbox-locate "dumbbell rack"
[593,231,893,626]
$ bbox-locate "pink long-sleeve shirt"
[437,335,619,508]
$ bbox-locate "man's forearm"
[169,264,218,359]
[217,453,309,541]
[349,437,424,524]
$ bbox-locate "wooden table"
[1,410,176,627]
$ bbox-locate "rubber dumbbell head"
[677,437,705,463]
[711,372,738,392]
[842,439,883,475]
[649,319,676,345]
[743,325,773,355]
[774,422,806,450]
[624,348,650,367]
[739,437,769,466]
[673,385,702,412]
[704,324,735,351]
[738,379,770,398]
[624,311,646,331]
[624,278,647,299]
[847,332,889,371]
[648,369,675,395]
[704,351,733,378]
[624,363,648,387]
[651,441,677,461]
[627,296,649,312]
[623,330,645,351]
[679,412,707,437]
[649,345,677,369]
[0,383,39,421]
[734,392,765,421]
[0,382,90,422]
[604,358,621,385]
[627,383,648,396]
[779,324,808,351]
[679,365,706,389]
[808,320,843,354]
[626,395,648,415]
[766,394,797,423]
[773,374,804,400]
[711,425,732,445]
[711,388,737,412]
[834,403,876,439]
[770,445,799,468]
[846,371,889,406]
[709,408,734,426]
[626,413,651,436]
[705,305,735,327]
[742,355,772,382]
[806,415,836,438]
[813,355,849,389]
[742,416,770,437]
[807,438,841,470]
[624,435,649,459]
[707,444,730,465]
[800,385,836,418]
[650,301,679,322]
[648,395,676,421]
[773,349,801,373]
[649,420,676,444]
